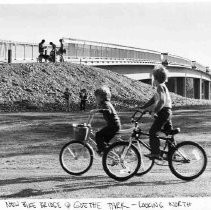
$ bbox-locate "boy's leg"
[95,130,107,153]
[163,109,173,131]
[95,127,118,153]
[83,101,86,111]
[65,99,68,112]
[68,99,70,112]
[163,119,173,132]
[80,101,83,111]
[81,100,84,111]
[149,111,170,155]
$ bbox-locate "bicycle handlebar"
[131,110,149,123]
[87,110,96,125]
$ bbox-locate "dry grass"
[0,62,210,112]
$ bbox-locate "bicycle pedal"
[120,169,131,174]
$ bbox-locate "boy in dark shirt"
[91,86,121,154]
[79,89,88,111]
[64,88,71,112]
[38,39,47,62]
[58,39,65,62]
[49,42,57,62]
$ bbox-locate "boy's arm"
[90,108,110,114]
[154,85,165,113]
[139,96,155,110]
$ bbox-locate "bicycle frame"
[121,111,178,161]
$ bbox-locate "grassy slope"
[0,62,210,112]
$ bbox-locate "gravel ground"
[0,109,210,198]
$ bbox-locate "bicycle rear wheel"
[60,141,93,175]
[103,142,141,181]
[169,141,207,180]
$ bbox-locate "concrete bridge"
[62,38,211,100]
[1,38,211,100]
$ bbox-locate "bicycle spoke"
[67,148,76,158]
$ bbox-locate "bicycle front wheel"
[103,142,141,181]
[169,141,207,181]
[60,141,93,175]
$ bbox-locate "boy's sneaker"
[96,150,103,157]
[161,128,180,136]
[144,153,163,160]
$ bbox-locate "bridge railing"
[167,54,192,67]
[63,37,209,72]
[0,38,209,75]
[64,41,161,62]
[0,40,53,63]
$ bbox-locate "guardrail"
[0,38,209,75]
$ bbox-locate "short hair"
[59,39,63,42]
[94,86,111,101]
[152,65,168,83]
[42,39,45,42]
[49,42,53,45]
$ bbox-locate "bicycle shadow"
[0,174,188,199]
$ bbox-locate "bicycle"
[102,110,207,182]
[59,110,139,176]
[59,112,97,175]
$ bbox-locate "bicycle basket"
[73,123,90,141]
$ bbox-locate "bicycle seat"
[161,128,180,136]
[116,127,134,135]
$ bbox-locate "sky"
[0,1,211,66]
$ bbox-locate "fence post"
[8,49,12,63]
[23,44,26,60]
[4,43,7,60]
[32,45,34,60]
[14,44,17,60]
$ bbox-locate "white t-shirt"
[154,83,172,109]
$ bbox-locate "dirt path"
[0,109,210,198]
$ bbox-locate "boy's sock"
[145,153,163,160]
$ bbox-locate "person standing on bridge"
[58,39,65,62]
[38,39,47,62]
[49,42,57,62]
[138,65,179,159]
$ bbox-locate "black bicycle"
[103,110,207,181]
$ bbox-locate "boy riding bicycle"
[138,65,178,159]
[90,86,121,155]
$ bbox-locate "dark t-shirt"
[39,43,44,53]
[64,91,71,100]
[50,43,56,52]
[80,92,87,101]
[98,101,121,128]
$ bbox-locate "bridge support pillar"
[193,78,202,99]
[200,78,203,100]
[209,82,211,100]
[174,78,178,93]
[204,80,210,100]
[176,77,186,97]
